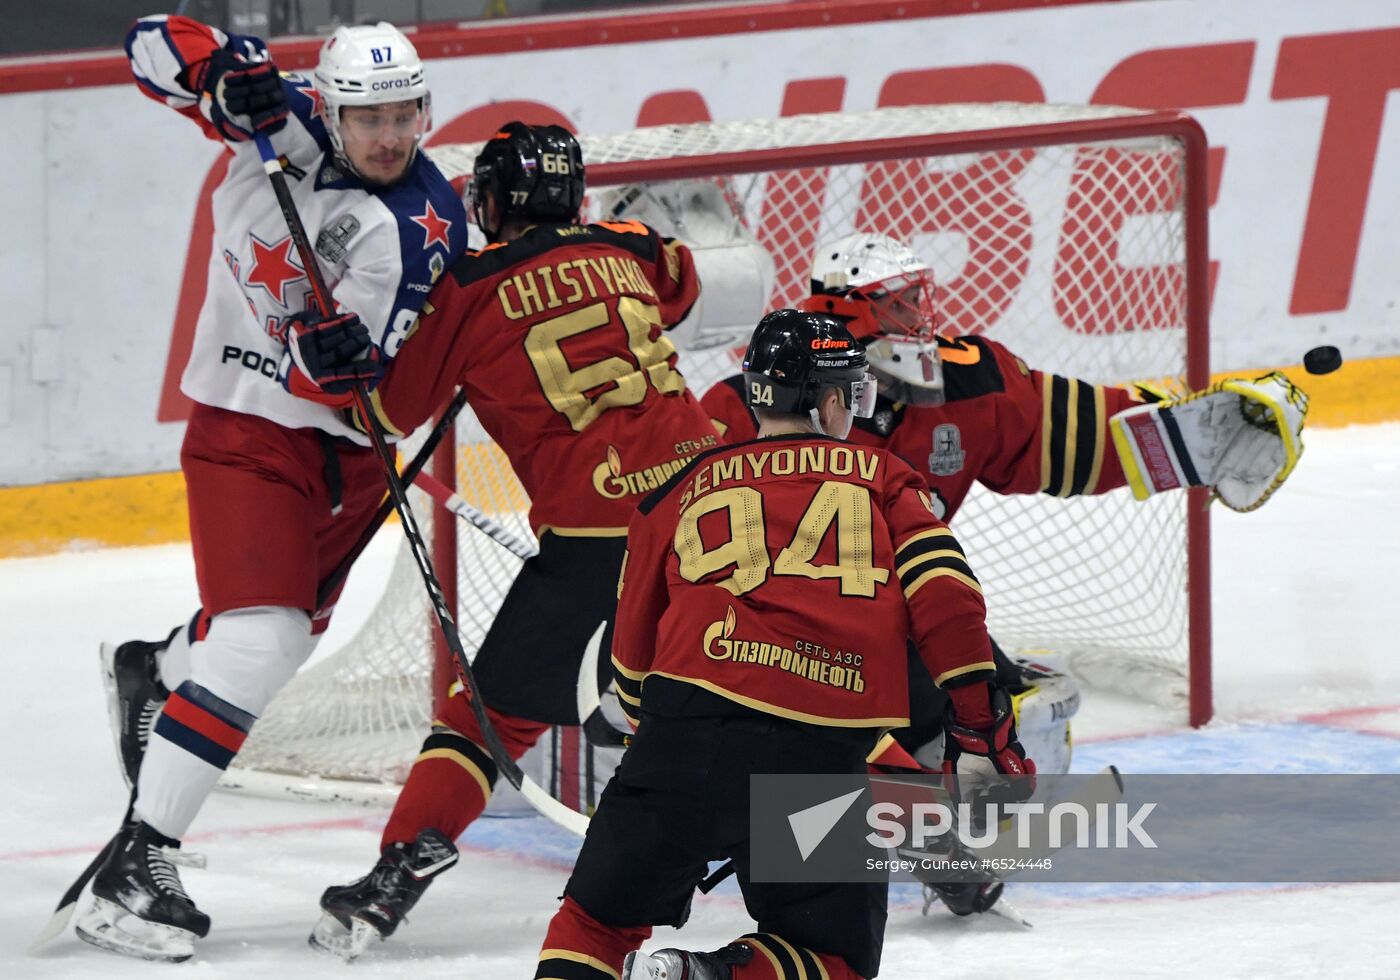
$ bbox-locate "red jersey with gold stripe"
[612,433,995,730]
[366,221,720,535]
[701,335,1141,522]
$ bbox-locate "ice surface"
[4,423,1399,977]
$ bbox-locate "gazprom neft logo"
[864,800,1158,850]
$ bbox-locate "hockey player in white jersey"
[79,14,466,962]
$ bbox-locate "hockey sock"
[534,895,651,979]
[380,706,548,850]
[134,681,254,839]
[733,934,864,980]
[156,614,202,692]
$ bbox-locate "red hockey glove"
[942,686,1036,805]
[285,311,384,395]
[188,49,288,140]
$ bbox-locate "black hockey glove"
[286,311,384,395]
[188,49,288,140]
[942,687,1036,806]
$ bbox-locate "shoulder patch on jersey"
[940,336,1008,403]
[315,213,361,264]
[927,422,967,476]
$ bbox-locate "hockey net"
[226,105,1210,802]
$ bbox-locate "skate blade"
[308,912,380,961]
[987,896,1033,929]
[74,896,197,963]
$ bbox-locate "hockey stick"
[29,796,133,952]
[576,621,630,749]
[314,387,469,609]
[409,470,537,561]
[253,134,587,837]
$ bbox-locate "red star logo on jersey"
[246,234,306,307]
[410,201,453,252]
[291,77,325,120]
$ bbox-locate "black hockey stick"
[29,795,133,952]
[253,134,587,836]
[314,386,468,609]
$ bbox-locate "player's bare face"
[339,101,423,184]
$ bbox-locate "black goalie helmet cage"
[742,309,875,417]
[471,121,585,237]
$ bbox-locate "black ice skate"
[923,879,1005,916]
[622,943,754,980]
[309,828,459,960]
[99,630,175,788]
[74,820,210,962]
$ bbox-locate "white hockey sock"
[134,731,226,840]
[135,606,316,839]
[157,616,198,693]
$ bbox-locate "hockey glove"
[942,687,1035,806]
[189,49,288,141]
[285,311,384,396]
[1110,371,1308,512]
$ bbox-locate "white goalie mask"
[313,23,431,169]
[799,232,945,406]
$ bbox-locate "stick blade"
[29,899,78,954]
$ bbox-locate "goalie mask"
[313,23,431,179]
[471,122,585,242]
[742,310,878,425]
[799,232,945,406]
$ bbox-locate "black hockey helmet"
[742,309,878,418]
[470,121,585,241]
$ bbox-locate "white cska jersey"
[126,16,467,442]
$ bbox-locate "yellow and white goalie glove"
[1109,371,1309,512]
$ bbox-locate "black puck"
[1303,345,1342,376]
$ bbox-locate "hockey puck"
[1303,346,1343,375]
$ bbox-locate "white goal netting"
[226,104,1210,802]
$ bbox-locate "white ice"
[3,422,1400,978]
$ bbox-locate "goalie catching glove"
[283,310,384,396]
[1110,371,1308,512]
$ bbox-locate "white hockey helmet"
[313,22,430,162]
[799,232,945,405]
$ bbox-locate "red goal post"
[225,105,1211,804]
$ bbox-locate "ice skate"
[99,631,173,788]
[310,828,458,960]
[622,943,754,980]
[74,820,209,962]
[923,879,1005,916]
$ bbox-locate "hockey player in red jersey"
[699,232,1309,918]
[84,16,465,962]
[309,122,724,959]
[533,309,1033,980]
